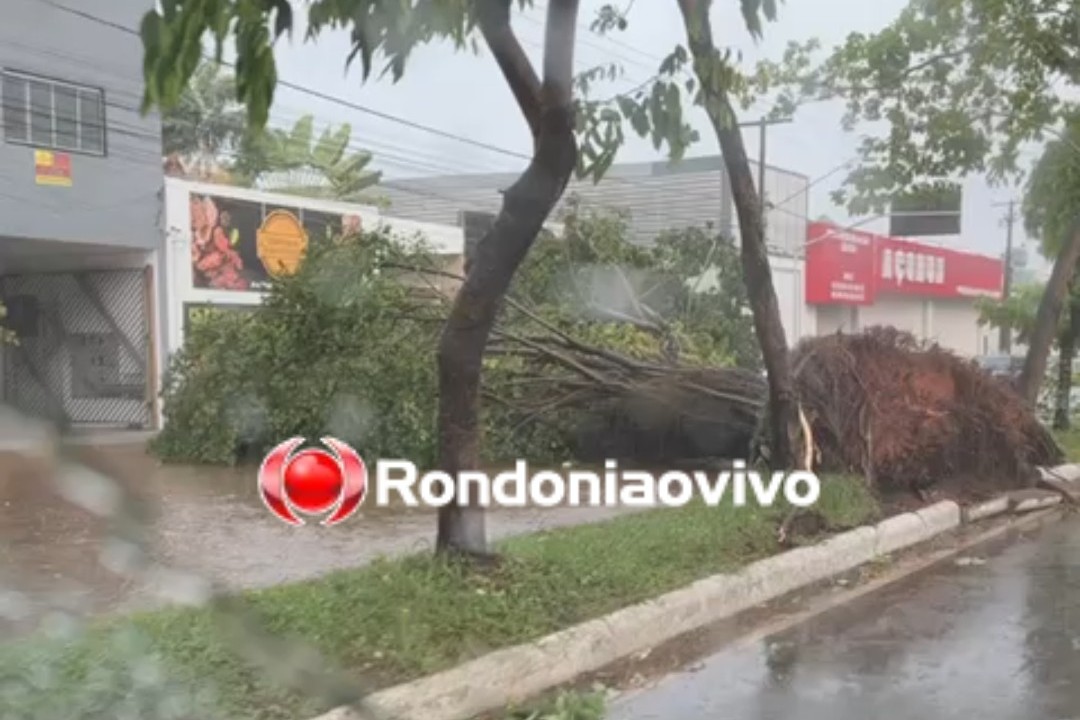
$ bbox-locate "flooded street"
[608,518,1080,720]
[0,434,636,633]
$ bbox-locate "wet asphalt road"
[609,518,1080,720]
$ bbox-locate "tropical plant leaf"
[284,114,315,166]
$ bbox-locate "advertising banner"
[805,221,1003,305]
[805,222,875,305]
[189,192,365,292]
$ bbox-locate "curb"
[316,481,1078,720]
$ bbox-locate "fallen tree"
[792,327,1063,497]
[473,293,1063,496]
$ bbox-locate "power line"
[768,156,856,211]
[514,12,653,84]
[1,38,514,176]
[35,0,856,239]
[37,0,533,162]
[531,1,666,69]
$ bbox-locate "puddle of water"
[0,443,643,634]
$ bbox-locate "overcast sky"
[256,0,1047,272]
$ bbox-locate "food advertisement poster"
[189,193,364,291]
[34,150,72,187]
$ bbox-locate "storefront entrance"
[0,267,155,429]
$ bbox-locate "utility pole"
[738,117,793,225]
[993,200,1018,354]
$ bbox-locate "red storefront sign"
[805,222,876,305]
[805,221,1003,305]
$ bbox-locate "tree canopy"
[162,60,247,175]
[763,0,1077,215]
[978,282,1046,346]
[141,1,781,176]
[163,60,382,202]
[1023,115,1080,256]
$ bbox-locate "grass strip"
[1053,426,1080,462]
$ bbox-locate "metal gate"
[0,268,152,429]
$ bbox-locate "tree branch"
[477,0,543,138]
[542,0,580,107]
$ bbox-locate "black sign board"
[889,182,962,237]
[190,193,366,292]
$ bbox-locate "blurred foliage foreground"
[151,201,761,467]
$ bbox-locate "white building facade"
[806,221,1003,357]
[162,179,466,364]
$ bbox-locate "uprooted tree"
[761,0,1080,406]
[140,0,800,557]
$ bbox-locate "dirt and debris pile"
[792,327,1062,495]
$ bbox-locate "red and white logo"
[257,437,367,526]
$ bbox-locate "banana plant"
[235,114,383,203]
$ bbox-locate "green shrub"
[153,229,441,465]
[151,309,262,463]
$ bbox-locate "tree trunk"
[1053,282,1080,430]
[1019,221,1080,406]
[1053,327,1074,430]
[435,0,579,556]
[675,0,799,469]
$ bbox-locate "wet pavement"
[0,437,637,632]
[608,518,1080,720]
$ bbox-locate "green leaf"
[273,0,293,40]
[615,95,637,119]
[140,11,163,56]
[285,114,315,165]
[630,106,650,137]
[313,123,351,168]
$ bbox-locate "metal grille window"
[1,70,105,155]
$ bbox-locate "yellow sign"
[34,150,72,187]
[256,210,309,277]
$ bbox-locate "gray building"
[380,154,818,345]
[380,155,811,257]
[0,0,166,430]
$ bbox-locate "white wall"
[815,305,856,335]
[857,296,924,336]
[691,255,814,347]
[926,299,994,357]
[728,163,810,257]
[769,255,815,345]
[810,295,991,357]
